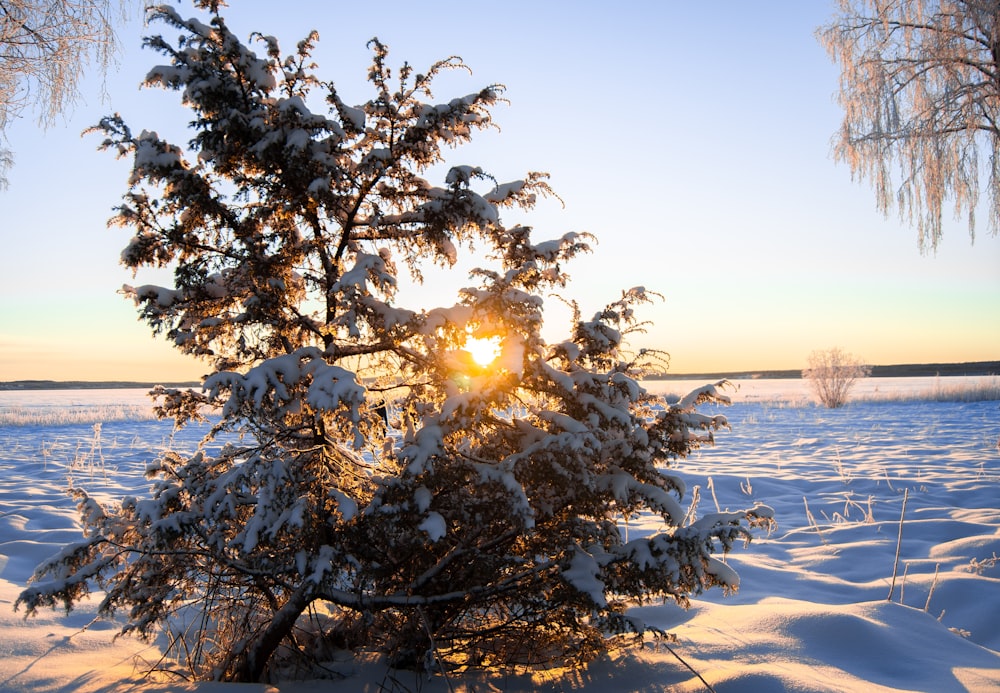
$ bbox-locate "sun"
[463,335,502,368]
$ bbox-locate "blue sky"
[1,1,997,381]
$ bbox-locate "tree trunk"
[230,583,313,682]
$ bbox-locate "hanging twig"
[417,606,454,693]
[663,641,717,693]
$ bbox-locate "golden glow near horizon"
[1,4,998,383]
[463,335,502,368]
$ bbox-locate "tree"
[803,347,872,408]
[16,6,774,682]
[0,0,134,185]
[818,0,1000,251]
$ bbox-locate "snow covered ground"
[1,378,998,692]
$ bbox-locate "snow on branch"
[205,347,366,427]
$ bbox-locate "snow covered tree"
[803,347,871,408]
[17,6,773,682]
[819,0,1000,251]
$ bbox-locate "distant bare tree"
[0,0,133,186]
[818,0,1000,251]
[803,348,872,408]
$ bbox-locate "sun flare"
[464,335,502,368]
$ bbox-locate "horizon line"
[2,359,998,390]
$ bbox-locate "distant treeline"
[0,380,201,390]
[2,361,998,390]
[648,360,1000,381]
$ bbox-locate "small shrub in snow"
[967,552,1000,576]
[16,6,774,682]
[803,348,871,408]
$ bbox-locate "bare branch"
[0,0,135,185]
[819,0,1000,250]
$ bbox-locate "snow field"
[0,381,998,692]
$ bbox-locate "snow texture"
[2,377,999,691]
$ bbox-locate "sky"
[1,1,997,382]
